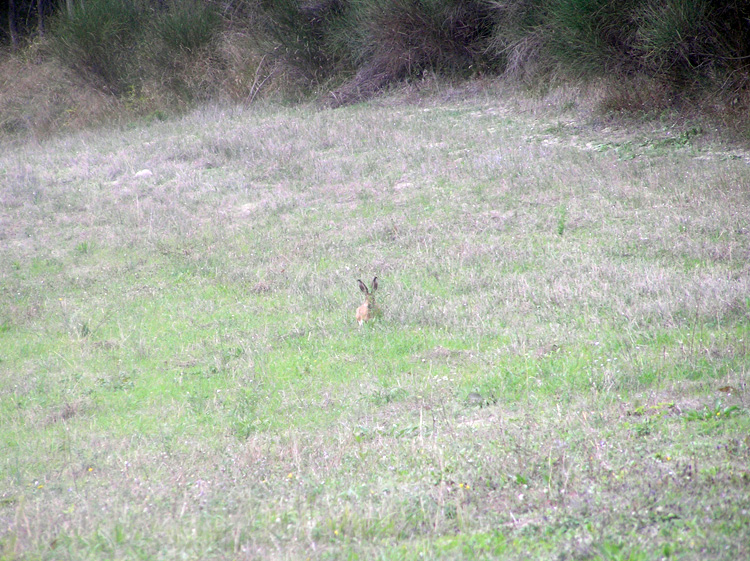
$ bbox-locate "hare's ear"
[371,277,378,292]
[358,279,369,294]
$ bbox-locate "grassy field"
[1,82,749,560]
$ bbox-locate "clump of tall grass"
[329,0,495,105]
[259,0,495,100]
[632,0,750,90]
[484,0,750,109]
[0,52,119,136]
[146,0,226,103]
[157,0,221,54]
[48,0,224,100]
[485,0,548,79]
[49,0,147,95]
[351,0,494,73]
[258,0,353,86]
[541,0,750,92]
[542,0,642,79]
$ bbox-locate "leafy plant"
[684,402,742,422]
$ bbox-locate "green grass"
[1,84,749,560]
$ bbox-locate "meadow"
[1,82,749,560]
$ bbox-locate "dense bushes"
[261,0,750,102]
[48,0,223,100]
[631,0,750,88]
[35,0,750,101]
[2,0,749,126]
[259,0,352,84]
[315,0,497,105]
[50,0,147,95]
[542,0,642,78]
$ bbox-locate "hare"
[356,277,379,325]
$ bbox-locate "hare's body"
[356,277,378,325]
[355,302,370,324]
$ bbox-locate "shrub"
[145,0,226,103]
[633,0,750,88]
[351,0,495,75]
[485,0,547,78]
[543,0,642,79]
[157,0,222,54]
[49,0,149,94]
[49,0,225,102]
[259,0,353,85]
[328,0,495,105]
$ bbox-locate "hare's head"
[356,277,378,325]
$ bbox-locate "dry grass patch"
[1,82,749,560]
[0,50,123,137]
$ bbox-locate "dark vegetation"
[2,0,750,134]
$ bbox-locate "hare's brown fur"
[356,277,378,325]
